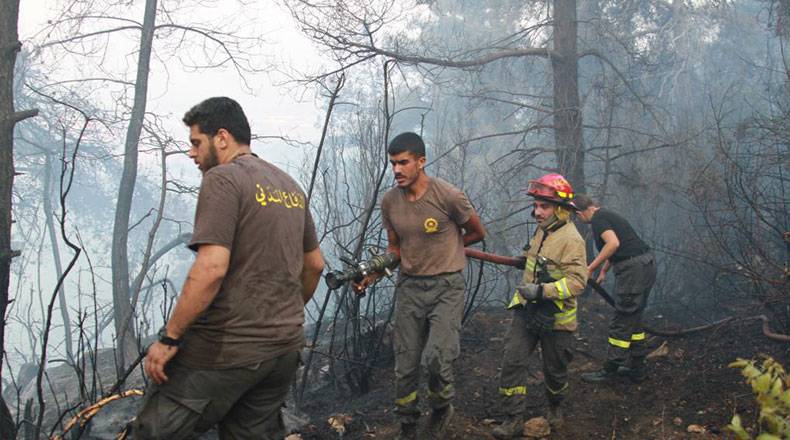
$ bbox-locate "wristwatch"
[157,327,182,348]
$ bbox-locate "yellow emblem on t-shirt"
[424,217,439,233]
[255,184,305,209]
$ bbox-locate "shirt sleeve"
[189,171,239,251]
[380,193,393,231]
[303,206,319,252]
[541,237,588,300]
[591,212,614,238]
[448,187,475,226]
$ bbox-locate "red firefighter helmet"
[527,173,577,209]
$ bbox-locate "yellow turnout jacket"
[508,220,588,332]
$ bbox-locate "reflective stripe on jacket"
[508,221,587,331]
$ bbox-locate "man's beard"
[201,140,220,173]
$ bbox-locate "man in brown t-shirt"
[131,97,324,440]
[355,132,485,439]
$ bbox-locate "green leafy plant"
[727,357,790,440]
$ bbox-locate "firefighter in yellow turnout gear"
[492,174,587,439]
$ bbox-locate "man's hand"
[352,273,381,296]
[596,269,607,284]
[516,283,542,301]
[590,260,609,284]
[144,341,179,385]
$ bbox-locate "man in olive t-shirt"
[131,97,325,440]
[355,132,486,439]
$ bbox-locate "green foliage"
[727,357,790,440]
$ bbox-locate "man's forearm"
[589,242,618,272]
[461,214,486,246]
[301,269,322,304]
[166,268,224,339]
[463,231,484,246]
[386,243,401,258]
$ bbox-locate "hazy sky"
[17,0,326,174]
[7,0,330,368]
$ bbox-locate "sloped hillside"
[296,297,788,439]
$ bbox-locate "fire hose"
[463,248,615,306]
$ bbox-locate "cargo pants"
[393,271,465,423]
[497,307,575,415]
[605,252,657,370]
[129,350,299,440]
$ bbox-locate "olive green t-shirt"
[179,154,319,369]
[381,177,475,276]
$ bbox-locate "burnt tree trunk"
[111,0,157,374]
[551,0,585,192]
[1,0,37,437]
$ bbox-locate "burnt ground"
[296,294,790,440]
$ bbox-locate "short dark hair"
[183,97,251,145]
[387,132,426,157]
[573,194,598,210]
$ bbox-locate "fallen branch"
[49,350,145,439]
[750,315,790,342]
[645,315,790,342]
[645,317,734,337]
[51,389,144,440]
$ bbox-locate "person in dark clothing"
[574,194,657,383]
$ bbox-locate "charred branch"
[646,315,790,342]
[364,46,554,68]
[0,249,21,262]
[10,109,38,124]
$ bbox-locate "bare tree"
[35,0,274,372]
[284,0,606,191]
[110,0,159,373]
[0,0,38,436]
[30,96,89,440]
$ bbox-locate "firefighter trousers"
[605,252,657,370]
[497,307,575,416]
[393,271,465,423]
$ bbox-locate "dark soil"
[296,294,790,440]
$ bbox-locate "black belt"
[612,250,651,265]
[400,270,462,279]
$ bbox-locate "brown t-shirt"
[381,177,475,276]
[178,154,319,369]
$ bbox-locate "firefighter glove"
[516,283,542,300]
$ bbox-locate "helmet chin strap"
[539,214,566,232]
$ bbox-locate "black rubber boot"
[428,404,454,439]
[617,365,646,382]
[581,363,619,383]
[395,422,418,440]
[492,414,523,439]
[618,358,647,383]
[547,404,564,428]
